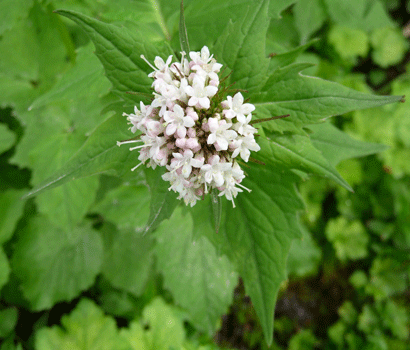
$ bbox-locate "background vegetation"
[0,0,409,349]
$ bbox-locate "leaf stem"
[249,114,290,125]
[150,0,171,41]
[179,0,190,53]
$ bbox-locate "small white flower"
[180,187,200,207]
[189,46,212,65]
[164,104,195,138]
[151,93,168,117]
[207,118,237,151]
[162,170,189,193]
[171,150,204,178]
[233,114,258,135]
[231,135,261,162]
[222,92,255,123]
[192,59,223,83]
[145,54,173,78]
[185,76,218,109]
[201,155,232,188]
[218,163,247,207]
[123,102,152,133]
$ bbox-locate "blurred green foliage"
[0,0,409,349]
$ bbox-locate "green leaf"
[98,282,140,319]
[266,11,299,55]
[0,307,18,338]
[323,0,393,32]
[35,298,130,350]
[327,25,369,63]
[213,0,270,93]
[293,0,326,44]
[0,247,10,291]
[55,9,173,104]
[357,304,379,334]
[36,176,99,231]
[12,217,103,310]
[0,2,72,113]
[120,323,148,350]
[268,40,317,72]
[0,124,15,154]
[144,168,179,234]
[325,217,369,262]
[350,76,410,177]
[365,257,409,300]
[216,163,304,345]
[288,329,318,350]
[11,44,111,228]
[371,27,409,68]
[154,208,237,334]
[0,189,27,244]
[381,300,409,340]
[0,338,23,350]
[258,131,353,190]
[23,112,135,198]
[268,0,296,19]
[179,0,190,53]
[338,301,358,326]
[121,297,185,350]
[97,0,175,42]
[252,63,403,132]
[184,0,252,49]
[100,226,154,297]
[29,43,110,111]
[287,225,322,278]
[309,122,387,166]
[93,184,151,231]
[12,105,101,229]
[0,0,34,35]
[0,74,40,114]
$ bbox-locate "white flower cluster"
[119,46,260,207]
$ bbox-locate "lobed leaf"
[23,112,136,199]
[12,217,103,310]
[100,226,154,297]
[0,189,27,245]
[35,299,130,350]
[308,122,387,167]
[252,63,403,132]
[212,0,270,94]
[221,164,304,345]
[184,0,251,48]
[268,0,296,19]
[154,208,237,334]
[121,297,185,350]
[188,163,304,346]
[0,124,16,154]
[257,131,353,191]
[0,2,72,114]
[293,0,326,44]
[55,9,173,104]
[144,167,179,234]
[0,0,34,35]
[93,184,151,231]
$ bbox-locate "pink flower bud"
[175,138,186,148]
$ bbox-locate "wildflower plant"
[24,0,402,346]
[119,47,260,207]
